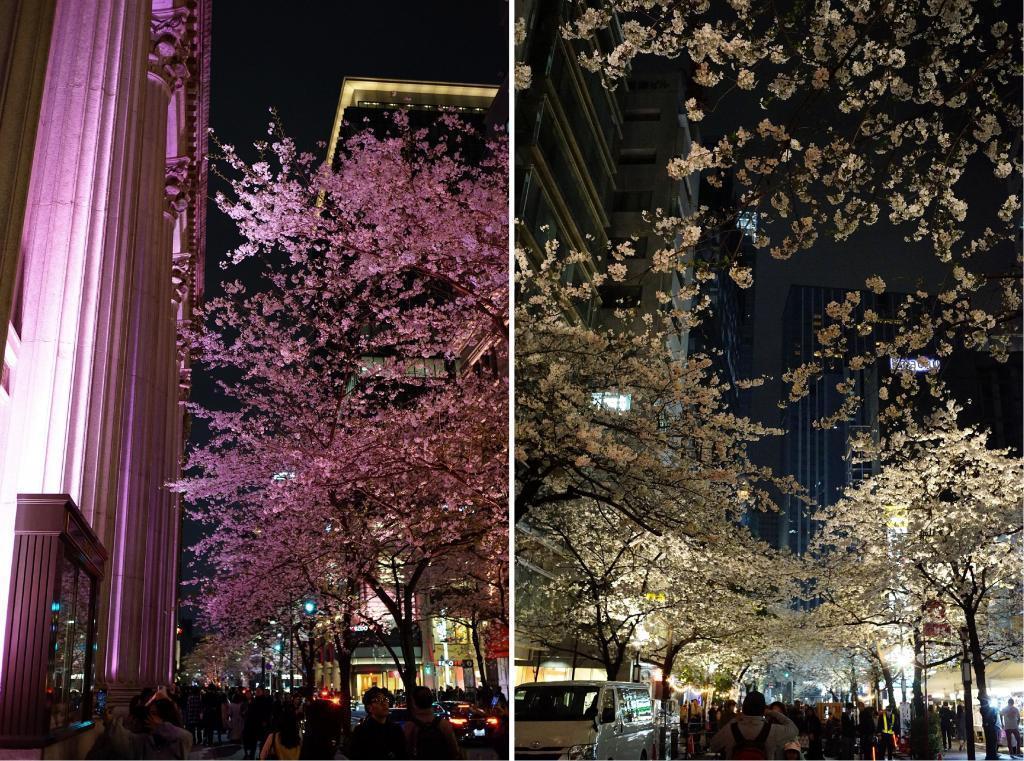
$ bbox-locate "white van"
[514,680,657,760]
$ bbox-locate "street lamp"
[959,626,975,761]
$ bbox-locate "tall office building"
[514,0,700,682]
[306,78,509,699]
[689,170,757,418]
[941,340,1023,456]
[0,0,210,755]
[772,285,901,554]
[516,0,698,349]
[327,77,499,156]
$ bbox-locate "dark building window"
[629,78,670,90]
[624,108,662,121]
[613,190,652,212]
[618,149,657,165]
[598,283,642,308]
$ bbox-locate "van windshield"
[515,686,600,722]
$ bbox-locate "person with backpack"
[403,685,462,760]
[708,690,798,760]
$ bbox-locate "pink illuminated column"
[0,0,56,356]
[101,5,191,703]
[0,0,149,686]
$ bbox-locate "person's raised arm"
[766,709,799,743]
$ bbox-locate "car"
[387,703,450,729]
[514,680,657,760]
[350,704,367,727]
[440,701,501,744]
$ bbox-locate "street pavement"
[674,742,1013,760]
[189,741,500,759]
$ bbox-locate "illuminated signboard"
[889,357,940,373]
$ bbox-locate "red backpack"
[731,722,772,760]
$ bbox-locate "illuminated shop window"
[46,548,98,730]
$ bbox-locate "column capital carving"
[171,251,192,306]
[149,7,192,91]
[164,156,192,217]
[176,322,192,402]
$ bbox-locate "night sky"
[181,1,508,607]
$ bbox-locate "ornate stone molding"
[175,322,192,402]
[171,251,192,305]
[149,7,191,91]
[164,155,191,218]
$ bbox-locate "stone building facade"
[0,0,209,755]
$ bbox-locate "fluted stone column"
[0,0,56,354]
[102,5,191,702]
[0,0,150,686]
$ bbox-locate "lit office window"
[591,391,632,412]
[736,210,758,237]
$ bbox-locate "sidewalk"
[189,743,243,760]
[188,741,500,760]
[908,747,1020,761]
[679,743,1012,761]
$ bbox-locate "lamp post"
[959,626,975,761]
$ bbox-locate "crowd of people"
[348,684,509,760]
[680,692,1022,760]
[86,681,508,760]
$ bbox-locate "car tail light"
[486,717,499,726]
[450,717,468,726]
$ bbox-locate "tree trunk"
[882,663,896,708]
[603,639,630,682]
[470,618,488,688]
[294,633,318,698]
[333,634,354,741]
[964,606,988,702]
[399,621,419,694]
[912,629,924,715]
[871,664,882,709]
[654,641,683,761]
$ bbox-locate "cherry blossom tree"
[810,402,1022,704]
[177,113,508,697]
[518,0,1021,430]
[179,632,257,687]
[515,240,800,531]
[430,525,509,690]
[517,486,797,689]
